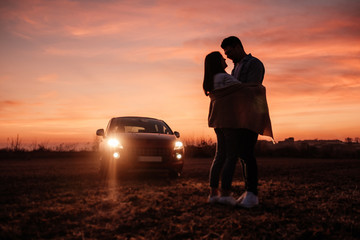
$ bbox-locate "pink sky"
[1,0,360,146]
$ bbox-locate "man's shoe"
[218,196,237,206]
[238,192,259,208]
[208,195,220,204]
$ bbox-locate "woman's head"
[203,51,227,96]
[205,51,227,72]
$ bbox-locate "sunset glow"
[1,0,360,147]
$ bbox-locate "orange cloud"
[0,100,23,108]
[1,0,360,145]
[37,74,58,83]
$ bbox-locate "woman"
[203,51,240,206]
[203,52,240,96]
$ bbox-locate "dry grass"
[0,157,359,239]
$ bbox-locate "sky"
[1,0,360,147]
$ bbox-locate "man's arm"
[247,59,265,84]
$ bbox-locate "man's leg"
[239,128,258,195]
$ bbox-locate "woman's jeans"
[209,128,259,195]
[209,128,226,190]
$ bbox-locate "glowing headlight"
[108,138,121,148]
[174,141,183,150]
[113,152,120,159]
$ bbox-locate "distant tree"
[345,137,353,144]
[9,134,23,151]
[355,137,360,144]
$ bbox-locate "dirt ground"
[0,156,359,239]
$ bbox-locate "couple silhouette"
[203,36,273,208]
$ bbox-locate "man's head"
[221,36,246,62]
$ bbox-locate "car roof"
[111,116,163,121]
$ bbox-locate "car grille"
[126,147,172,157]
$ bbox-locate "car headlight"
[174,141,183,150]
[107,138,123,148]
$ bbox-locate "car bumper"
[101,151,184,173]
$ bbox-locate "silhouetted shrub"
[185,144,216,158]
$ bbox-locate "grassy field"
[0,156,359,239]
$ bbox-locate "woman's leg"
[220,128,240,194]
[209,128,226,193]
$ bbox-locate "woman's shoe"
[218,195,237,206]
[208,195,220,204]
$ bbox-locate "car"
[96,116,184,178]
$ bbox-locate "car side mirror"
[96,129,105,137]
[174,131,180,138]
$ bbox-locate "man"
[221,36,264,84]
[220,36,265,208]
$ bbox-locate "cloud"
[1,0,360,142]
[37,74,58,83]
[38,91,58,99]
[0,100,23,107]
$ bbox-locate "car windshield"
[109,118,173,135]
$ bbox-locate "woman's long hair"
[203,51,226,96]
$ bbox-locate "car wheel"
[169,170,181,178]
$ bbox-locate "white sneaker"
[208,195,220,204]
[236,192,247,203]
[238,192,259,208]
[218,196,237,206]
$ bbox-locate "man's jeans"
[209,128,259,195]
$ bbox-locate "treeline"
[1,137,360,159]
[0,148,94,160]
[255,140,360,159]
[185,140,360,159]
